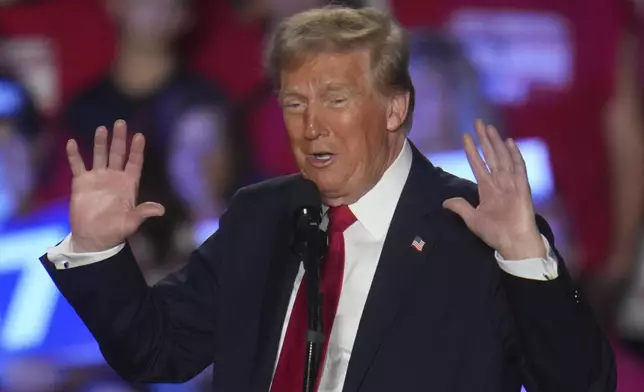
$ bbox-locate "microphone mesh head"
[291,179,323,253]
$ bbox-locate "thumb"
[442,197,475,222]
[133,202,166,221]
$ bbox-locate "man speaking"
[41,6,615,392]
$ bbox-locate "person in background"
[63,0,245,283]
[407,29,505,154]
[593,0,644,353]
[0,72,42,228]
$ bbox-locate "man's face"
[279,50,407,206]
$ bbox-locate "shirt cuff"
[46,234,125,270]
[495,235,558,281]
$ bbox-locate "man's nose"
[304,108,325,140]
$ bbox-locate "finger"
[108,119,127,170]
[474,119,497,171]
[134,202,165,221]
[124,202,165,234]
[442,197,475,222]
[66,139,87,176]
[463,133,491,182]
[486,125,512,172]
[93,126,108,170]
[125,133,146,181]
[506,138,527,175]
[507,138,532,195]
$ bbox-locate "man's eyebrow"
[278,83,357,101]
[323,83,355,94]
[278,89,306,101]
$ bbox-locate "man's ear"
[386,91,410,132]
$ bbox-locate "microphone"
[291,179,325,392]
[292,179,323,260]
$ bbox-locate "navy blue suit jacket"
[41,145,615,391]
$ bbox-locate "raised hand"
[443,120,545,260]
[67,120,165,252]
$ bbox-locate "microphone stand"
[294,207,325,392]
[303,252,323,392]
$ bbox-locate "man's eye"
[330,98,347,106]
[284,102,304,110]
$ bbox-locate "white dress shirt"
[47,139,558,391]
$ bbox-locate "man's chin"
[317,184,354,207]
[299,170,351,201]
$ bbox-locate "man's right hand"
[67,120,165,253]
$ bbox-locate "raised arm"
[443,120,616,391]
[41,120,232,382]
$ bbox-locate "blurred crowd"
[1,0,644,390]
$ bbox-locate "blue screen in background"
[0,138,553,373]
[0,201,102,367]
[0,79,26,118]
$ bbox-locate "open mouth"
[308,152,336,167]
[313,153,333,161]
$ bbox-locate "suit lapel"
[248,194,303,392]
[342,145,445,392]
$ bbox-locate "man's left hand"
[443,120,546,260]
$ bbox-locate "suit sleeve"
[502,215,616,392]
[39,191,243,383]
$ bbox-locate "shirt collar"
[342,139,413,240]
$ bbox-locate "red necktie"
[271,205,357,392]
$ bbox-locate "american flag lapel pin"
[411,235,425,252]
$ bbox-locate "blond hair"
[266,6,415,131]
